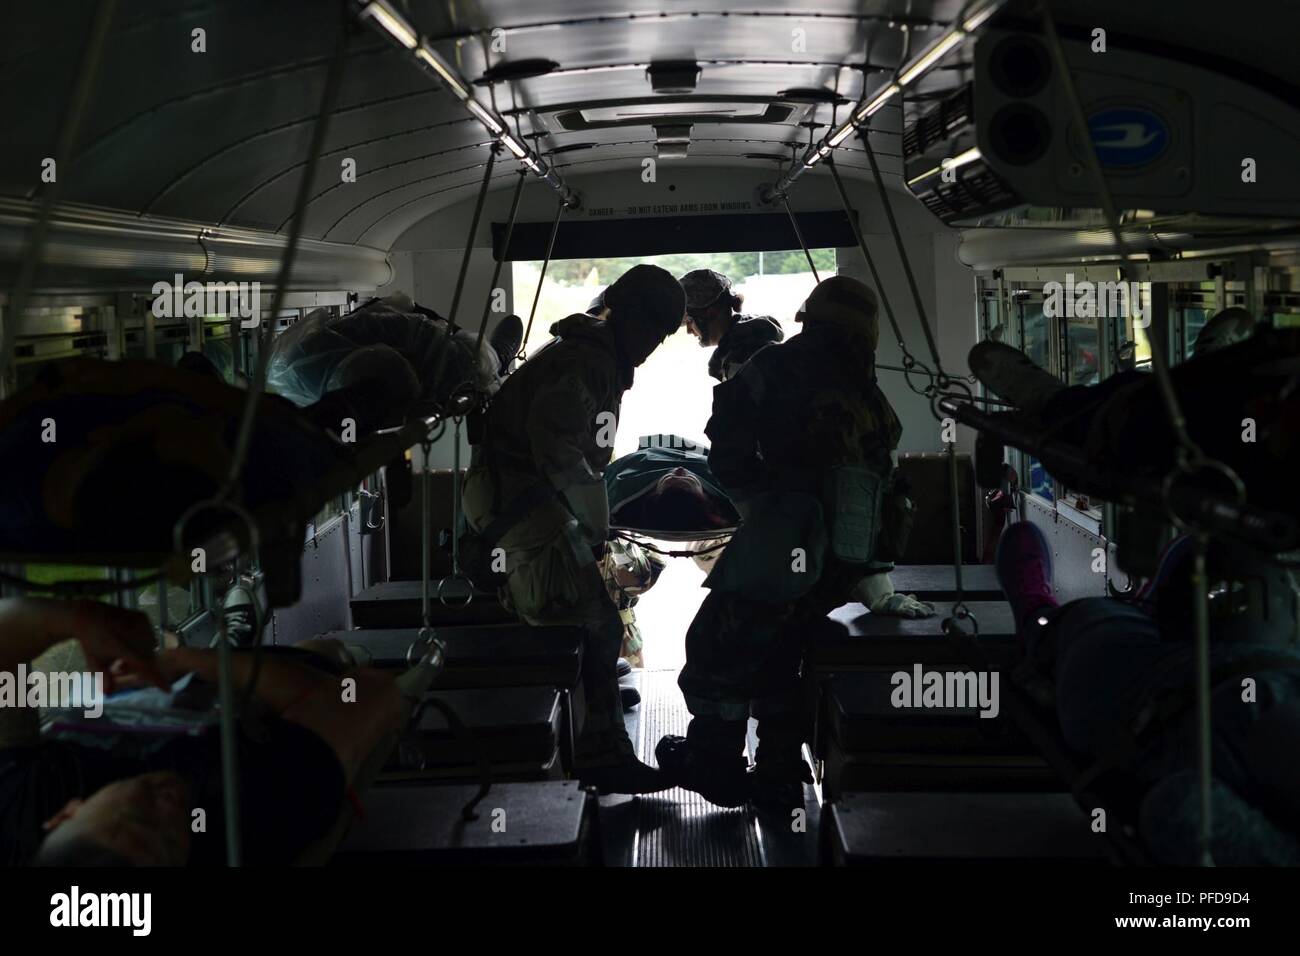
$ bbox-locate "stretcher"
[349,578,517,627]
[824,792,1106,864]
[334,780,596,865]
[939,396,1299,554]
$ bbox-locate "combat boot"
[655,716,750,807]
[749,715,813,817]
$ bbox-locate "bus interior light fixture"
[354,0,578,207]
[416,46,470,100]
[771,0,1008,198]
[361,1,418,49]
[466,99,504,134]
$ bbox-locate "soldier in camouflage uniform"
[462,264,685,794]
[599,539,667,668]
[679,269,785,383]
[656,276,905,811]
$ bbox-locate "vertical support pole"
[521,200,566,357]
[1191,533,1215,866]
[946,440,965,601]
[475,170,527,357]
[447,149,499,330]
[451,417,462,575]
[216,610,242,867]
[420,438,432,630]
[781,195,820,283]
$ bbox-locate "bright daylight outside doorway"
[512,249,837,673]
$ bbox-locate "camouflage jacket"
[479,313,633,493]
[706,324,902,501]
[708,314,785,382]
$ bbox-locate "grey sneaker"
[968,341,1066,417]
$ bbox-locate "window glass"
[1018,296,1056,501]
[1183,307,1210,359]
[514,249,835,458]
[1065,313,1100,385]
[136,581,197,629]
[1020,299,1050,371]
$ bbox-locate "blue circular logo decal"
[1087,107,1170,167]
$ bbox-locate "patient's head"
[644,467,734,530]
[34,772,191,867]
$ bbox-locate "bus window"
[1019,297,1051,372]
[1014,294,1056,501]
[1182,307,1210,358]
[137,581,198,629]
[1066,313,1100,385]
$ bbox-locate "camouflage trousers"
[463,466,634,765]
[679,554,864,722]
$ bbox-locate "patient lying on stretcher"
[996,522,1300,865]
[970,311,1300,514]
[0,598,405,866]
[604,436,935,618]
[0,355,364,563]
[267,294,524,435]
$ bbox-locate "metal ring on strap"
[437,573,477,607]
[1162,457,1248,532]
[172,496,261,559]
[406,626,443,669]
[941,604,980,638]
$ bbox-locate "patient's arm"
[0,597,165,689]
[148,647,405,785]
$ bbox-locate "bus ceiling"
[2,0,1300,286]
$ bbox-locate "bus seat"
[809,601,1019,671]
[817,672,1058,797]
[825,672,1031,755]
[383,686,564,783]
[335,780,594,865]
[888,564,1004,602]
[307,624,583,689]
[385,469,463,581]
[350,578,517,627]
[895,453,977,563]
[824,792,1106,864]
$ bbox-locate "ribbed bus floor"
[629,669,764,867]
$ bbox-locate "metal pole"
[2,0,117,379]
[474,170,527,357]
[451,418,462,574]
[521,200,566,357]
[447,148,499,329]
[858,132,946,377]
[781,195,820,283]
[216,611,242,866]
[1191,534,1215,866]
[826,158,912,364]
[947,440,965,601]
[420,439,432,630]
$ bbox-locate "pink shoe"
[995,521,1059,636]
